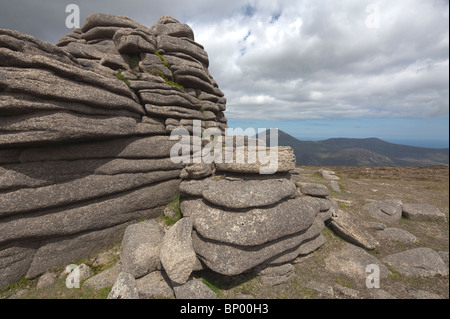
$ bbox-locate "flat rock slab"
[215,146,296,174]
[202,179,296,209]
[330,211,379,250]
[363,200,403,221]
[402,203,447,222]
[382,247,448,277]
[296,182,330,198]
[375,228,418,244]
[185,197,318,246]
[325,243,391,280]
[160,217,196,285]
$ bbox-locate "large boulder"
[183,197,318,246]
[160,218,197,285]
[382,248,448,277]
[121,220,165,278]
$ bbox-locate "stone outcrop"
[179,147,332,278]
[0,14,227,289]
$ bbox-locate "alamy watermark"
[65,4,80,29]
[365,264,380,288]
[65,264,80,288]
[365,3,380,29]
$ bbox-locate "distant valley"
[256,130,449,166]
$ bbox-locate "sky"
[1,0,449,148]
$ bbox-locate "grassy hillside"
[257,130,449,166]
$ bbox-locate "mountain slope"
[256,130,449,166]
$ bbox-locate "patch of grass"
[163,194,181,226]
[115,69,130,86]
[299,287,318,299]
[155,50,171,68]
[148,69,184,91]
[0,277,31,297]
[338,202,349,210]
[129,55,140,69]
[336,276,353,289]
[201,277,222,296]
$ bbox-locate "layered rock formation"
[0,14,226,289]
[179,147,332,279]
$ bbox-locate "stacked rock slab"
[0,14,227,289]
[179,145,331,279]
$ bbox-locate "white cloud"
[192,0,449,121]
[1,0,448,123]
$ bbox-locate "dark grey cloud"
[1,0,448,123]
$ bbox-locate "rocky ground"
[1,165,448,299]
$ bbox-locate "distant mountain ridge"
[256,130,449,166]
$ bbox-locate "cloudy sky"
[1,0,449,147]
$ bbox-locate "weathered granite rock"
[402,203,447,221]
[296,182,330,198]
[1,13,231,291]
[438,251,449,264]
[375,228,418,244]
[25,223,128,279]
[180,162,215,180]
[193,217,325,275]
[81,13,143,33]
[0,170,180,219]
[256,263,295,286]
[329,181,341,193]
[160,218,196,285]
[83,264,121,291]
[329,211,379,250]
[305,280,334,297]
[0,179,180,246]
[136,271,174,299]
[173,278,217,299]
[215,146,296,174]
[0,244,36,290]
[363,200,403,221]
[325,243,391,280]
[202,179,296,209]
[183,197,318,246]
[121,220,165,278]
[107,272,140,299]
[334,284,359,299]
[408,289,444,299]
[179,177,215,197]
[36,272,56,289]
[382,248,448,277]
